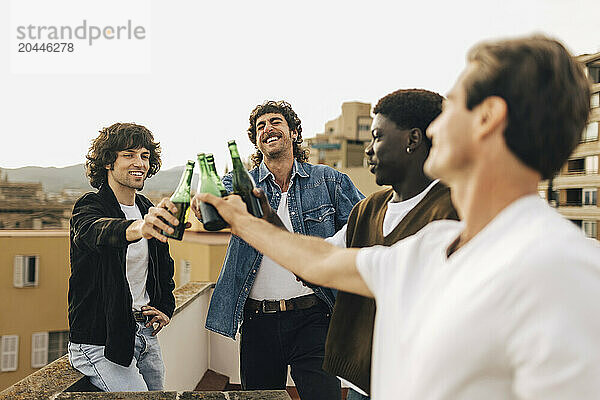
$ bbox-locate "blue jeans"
[346,388,370,400]
[68,322,165,391]
[240,300,341,400]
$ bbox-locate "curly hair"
[373,89,443,149]
[464,35,590,179]
[247,100,309,167]
[85,123,162,189]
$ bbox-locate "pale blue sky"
[1,0,599,172]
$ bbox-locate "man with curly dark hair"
[322,89,458,400]
[197,100,363,399]
[68,122,180,391]
[246,100,310,167]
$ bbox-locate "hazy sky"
[1,0,599,173]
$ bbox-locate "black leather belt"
[245,294,320,314]
[133,310,151,324]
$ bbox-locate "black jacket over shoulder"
[68,184,175,367]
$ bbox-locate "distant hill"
[0,164,200,194]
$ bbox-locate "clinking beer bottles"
[162,160,194,240]
[228,140,263,218]
[197,153,228,231]
[206,153,228,197]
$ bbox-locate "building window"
[31,333,48,368]
[582,122,598,142]
[566,158,585,174]
[13,255,39,288]
[566,188,582,206]
[583,221,598,239]
[585,155,599,174]
[358,124,371,132]
[592,93,600,109]
[588,66,600,84]
[31,331,68,368]
[570,219,583,228]
[1,335,19,372]
[583,188,598,206]
[48,331,69,363]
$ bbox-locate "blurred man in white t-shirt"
[200,35,600,399]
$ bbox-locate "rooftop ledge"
[0,281,291,400]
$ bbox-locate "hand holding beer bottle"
[161,160,194,240]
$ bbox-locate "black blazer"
[68,184,175,367]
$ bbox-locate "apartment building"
[0,173,71,229]
[0,231,70,390]
[306,101,373,169]
[538,51,600,239]
[305,101,381,196]
[0,226,229,391]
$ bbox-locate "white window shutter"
[31,332,48,368]
[180,259,192,286]
[1,335,19,372]
[13,256,24,288]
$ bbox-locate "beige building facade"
[307,101,373,169]
[0,231,70,390]
[305,101,383,196]
[0,226,229,391]
[0,173,71,230]
[538,52,600,239]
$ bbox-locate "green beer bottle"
[227,140,263,218]
[206,153,228,197]
[162,160,195,240]
[197,153,227,231]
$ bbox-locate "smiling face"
[255,112,297,161]
[106,147,150,192]
[365,114,413,186]
[424,64,478,183]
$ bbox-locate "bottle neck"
[172,166,193,200]
[208,161,218,177]
[231,155,245,171]
[229,144,245,171]
[198,158,210,177]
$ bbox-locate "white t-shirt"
[326,180,439,395]
[326,180,439,247]
[119,202,150,311]
[356,195,600,400]
[249,192,314,300]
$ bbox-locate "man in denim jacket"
[194,100,363,399]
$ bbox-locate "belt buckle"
[261,300,277,314]
[134,310,149,324]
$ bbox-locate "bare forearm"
[232,213,371,297]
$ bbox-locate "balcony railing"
[559,201,584,207]
[558,201,598,207]
[0,282,291,400]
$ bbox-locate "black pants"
[240,300,341,400]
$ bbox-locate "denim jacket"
[205,160,364,338]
